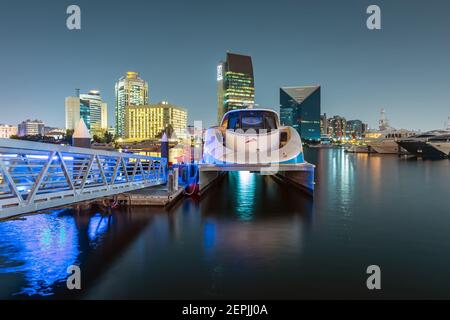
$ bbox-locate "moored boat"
[396,130,450,158]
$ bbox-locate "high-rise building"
[346,120,364,139]
[79,90,108,136]
[279,86,321,142]
[18,119,45,136]
[65,96,90,132]
[0,124,18,138]
[115,72,149,137]
[217,52,255,124]
[125,101,187,141]
[328,115,347,140]
[65,90,107,136]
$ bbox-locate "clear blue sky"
[0,0,449,131]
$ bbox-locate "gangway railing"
[0,138,167,219]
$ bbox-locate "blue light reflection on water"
[0,211,79,296]
[88,214,110,242]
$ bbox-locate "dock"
[105,185,184,207]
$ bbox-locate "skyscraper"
[79,90,108,136]
[125,101,187,141]
[279,86,321,142]
[115,72,149,137]
[217,52,255,124]
[65,90,107,136]
[65,96,90,131]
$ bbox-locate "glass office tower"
[115,72,149,137]
[79,90,107,136]
[217,52,255,124]
[280,86,321,142]
[65,96,91,131]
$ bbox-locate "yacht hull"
[427,142,450,159]
[369,140,408,154]
[397,141,446,158]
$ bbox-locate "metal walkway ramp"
[0,139,167,219]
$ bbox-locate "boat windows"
[226,111,278,132]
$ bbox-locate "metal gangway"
[0,138,167,219]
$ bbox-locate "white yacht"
[203,109,306,164]
[367,130,416,154]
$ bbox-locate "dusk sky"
[0,0,449,131]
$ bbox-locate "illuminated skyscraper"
[115,72,149,137]
[66,90,107,136]
[125,101,187,141]
[217,52,255,124]
[280,86,321,142]
[79,90,107,136]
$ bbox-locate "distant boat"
[397,130,450,158]
[367,130,416,154]
[345,144,371,153]
[308,134,334,148]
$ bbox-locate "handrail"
[0,139,167,219]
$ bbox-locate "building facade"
[65,90,107,136]
[66,96,89,131]
[346,119,364,139]
[125,101,187,141]
[79,90,107,136]
[0,124,18,138]
[279,86,321,142]
[115,72,149,137]
[217,52,255,124]
[328,115,347,140]
[320,113,328,135]
[18,119,45,136]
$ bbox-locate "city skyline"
[1,0,450,131]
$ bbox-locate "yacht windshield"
[226,111,278,132]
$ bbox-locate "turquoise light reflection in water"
[233,171,256,221]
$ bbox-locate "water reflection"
[0,206,156,298]
[233,171,256,221]
[0,211,79,297]
[4,148,450,298]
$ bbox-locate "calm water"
[2,148,450,299]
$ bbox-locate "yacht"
[367,130,416,154]
[426,134,450,159]
[203,109,306,164]
[396,130,450,158]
